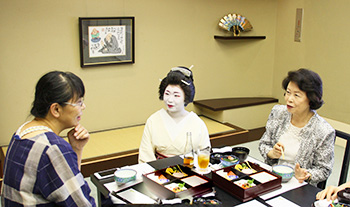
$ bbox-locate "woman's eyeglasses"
[63,98,84,107]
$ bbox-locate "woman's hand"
[67,124,90,152]
[267,142,284,159]
[294,163,310,183]
[67,124,89,170]
[317,182,350,201]
[316,185,341,201]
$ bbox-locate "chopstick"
[177,165,185,174]
[281,148,285,159]
[245,161,253,170]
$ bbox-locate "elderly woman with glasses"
[138,66,211,163]
[1,71,95,206]
[259,68,335,186]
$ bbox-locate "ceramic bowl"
[231,147,250,162]
[272,165,294,182]
[114,169,137,186]
[210,152,225,164]
[220,155,240,167]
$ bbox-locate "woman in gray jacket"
[259,69,335,186]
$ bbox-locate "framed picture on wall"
[79,17,135,67]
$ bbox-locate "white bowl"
[272,165,294,182]
[114,169,137,186]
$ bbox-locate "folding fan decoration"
[218,14,253,36]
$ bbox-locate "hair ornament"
[171,67,191,77]
[181,80,190,86]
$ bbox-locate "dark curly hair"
[31,71,85,118]
[282,68,323,110]
[159,66,195,106]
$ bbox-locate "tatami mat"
[82,116,236,160]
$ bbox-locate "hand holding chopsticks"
[267,142,285,159]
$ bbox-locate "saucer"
[192,166,211,175]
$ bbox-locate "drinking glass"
[197,147,210,172]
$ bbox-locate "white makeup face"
[284,81,310,116]
[163,85,186,113]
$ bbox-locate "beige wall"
[3,0,349,147]
[273,0,350,124]
[0,0,278,145]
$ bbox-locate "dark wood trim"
[81,150,139,177]
[194,97,278,111]
[248,127,265,142]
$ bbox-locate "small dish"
[220,155,239,167]
[210,152,225,164]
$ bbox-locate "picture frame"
[79,17,135,67]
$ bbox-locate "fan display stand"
[214,35,266,40]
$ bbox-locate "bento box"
[212,161,282,202]
[142,165,213,200]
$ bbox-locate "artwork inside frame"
[79,17,135,67]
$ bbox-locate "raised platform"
[80,116,249,176]
[194,97,278,130]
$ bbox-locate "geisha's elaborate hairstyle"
[159,66,195,106]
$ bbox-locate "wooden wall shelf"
[214,35,266,40]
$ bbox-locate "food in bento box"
[234,162,257,174]
[250,172,277,184]
[164,182,187,193]
[181,175,208,187]
[165,165,188,178]
[216,170,239,181]
[147,173,170,184]
[234,179,256,189]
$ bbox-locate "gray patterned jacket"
[259,105,335,186]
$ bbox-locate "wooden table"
[90,156,321,206]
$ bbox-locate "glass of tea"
[183,152,194,168]
[197,147,210,172]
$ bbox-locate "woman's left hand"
[67,124,90,152]
[294,163,310,183]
